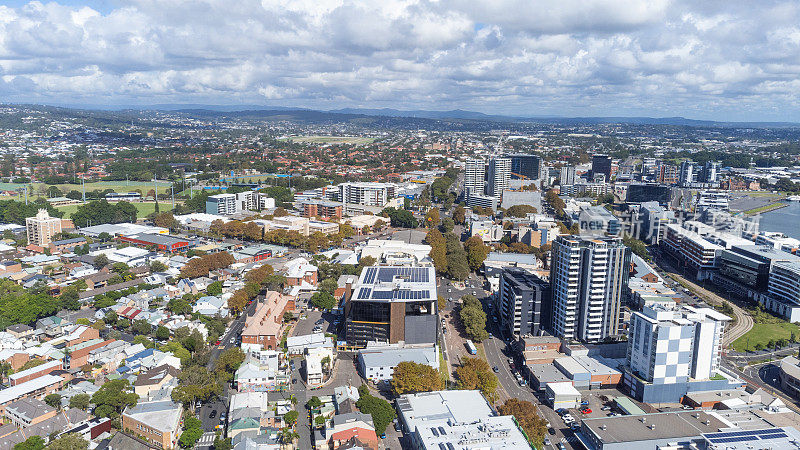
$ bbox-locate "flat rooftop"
[582,411,729,444]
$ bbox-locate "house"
[283,257,318,287]
[105,432,161,450]
[0,261,22,276]
[134,365,180,398]
[286,333,333,355]
[328,412,379,450]
[3,398,57,427]
[358,344,438,382]
[122,399,183,449]
[193,296,229,318]
[49,237,87,254]
[5,324,33,340]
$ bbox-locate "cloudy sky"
[1,0,800,121]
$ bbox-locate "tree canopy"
[70,200,138,228]
[391,361,443,396]
[455,357,498,400]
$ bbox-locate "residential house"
[122,399,183,449]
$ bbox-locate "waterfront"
[757,200,800,240]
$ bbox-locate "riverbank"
[743,201,788,216]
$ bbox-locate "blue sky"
[2,0,800,122]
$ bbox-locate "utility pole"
[81,178,85,203]
[171,184,175,210]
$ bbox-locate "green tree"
[424,208,440,228]
[440,217,455,233]
[132,319,152,335]
[69,393,91,411]
[44,393,62,409]
[171,366,222,412]
[504,204,538,217]
[284,410,299,425]
[310,291,336,310]
[391,361,443,396]
[91,379,138,419]
[460,299,489,342]
[206,281,223,296]
[319,278,338,295]
[13,435,45,450]
[47,433,88,450]
[355,391,397,436]
[155,325,170,341]
[92,254,109,270]
[149,260,168,273]
[425,228,448,274]
[215,347,246,380]
[306,396,322,410]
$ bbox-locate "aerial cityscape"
[3,1,800,450]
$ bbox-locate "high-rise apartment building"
[509,154,542,180]
[498,268,550,337]
[549,236,631,343]
[591,155,612,181]
[701,161,720,183]
[26,209,62,247]
[559,165,576,185]
[206,193,237,215]
[463,158,486,197]
[486,157,511,199]
[625,304,730,402]
[338,182,396,207]
[679,161,695,186]
[656,162,678,185]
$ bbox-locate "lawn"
[278,135,375,145]
[56,201,176,219]
[730,322,800,352]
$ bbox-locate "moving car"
[209,410,217,419]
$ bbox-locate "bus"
[465,340,477,355]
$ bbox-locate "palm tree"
[279,427,298,449]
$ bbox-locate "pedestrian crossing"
[197,432,217,447]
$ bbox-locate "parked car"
[600,406,611,411]
[209,410,217,419]
[580,407,592,414]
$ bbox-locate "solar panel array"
[373,266,431,283]
[706,428,788,445]
[358,289,432,301]
[363,267,378,285]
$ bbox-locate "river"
[757,200,800,240]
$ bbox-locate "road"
[197,296,259,444]
[653,250,754,346]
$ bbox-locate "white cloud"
[0,0,799,120]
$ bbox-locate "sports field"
[56,201,176,219]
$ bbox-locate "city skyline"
[1,1,800,122]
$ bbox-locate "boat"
[786,195,800,202]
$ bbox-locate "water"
[757,201,800,240]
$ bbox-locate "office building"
[396,390,530,450]
[591,154,612,180]
[717,245,799,293]
[577,205,621,236]
[638,202,674,245]
[338,182,396,207]
[663,223,726,280]
[549,236,630,343]
[26,209,62,247]
[559,165,576,185]
[578,411,728,450]
[487,157,511,199]
[463,158,486,197]
[358,344,438,382]
[766,261,800,322]
[344,266,438,348]
[509,153,542,180]
[624,303,737,403]
[206,193,237,215]
[626,184,672,205]
[498,268,550,337]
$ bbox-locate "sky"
[2,1,800,122]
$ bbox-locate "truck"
[466,340,477,355]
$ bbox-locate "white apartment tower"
[549,235,631,343]
[464,159,486,197]
[627,304,729,384]
[487,157,511,199]
[26,209,62,247]
[338,182,395,207]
